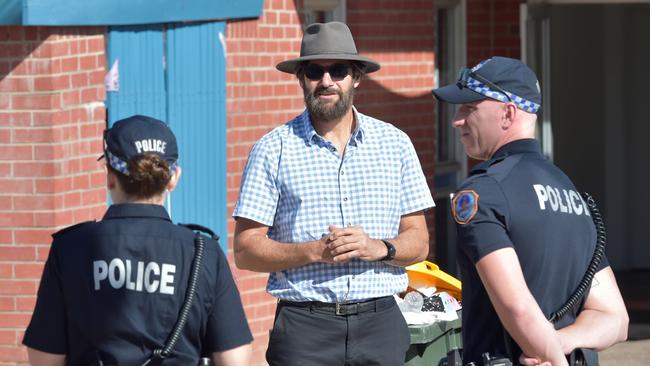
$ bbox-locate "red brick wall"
[225,0,304,363]
[347,0,437,257]
[226,1,437,364]
[465,0,521,170]
[0,26,107,365]
[467,0,521,65]
[0,1,523,364]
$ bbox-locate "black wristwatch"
[381,240,396,261]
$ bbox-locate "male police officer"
[432,57,628,365]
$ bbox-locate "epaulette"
[469,161,490,176]
[488,156,506,167]
[469,157,507,176]
[52,220,95,238]
[178,223,220,241]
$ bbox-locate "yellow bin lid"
[406,261,462,301]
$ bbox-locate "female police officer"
[23,115,253,366]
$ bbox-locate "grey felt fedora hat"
[276,21,380,74]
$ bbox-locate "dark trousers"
[266,296,410,366]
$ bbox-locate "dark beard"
[304,85,354,123]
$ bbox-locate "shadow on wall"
[355,79,435,139]
[0,0,21,25]
[0,26,104,90]
[354,78,436,174]
[0,27,45,86]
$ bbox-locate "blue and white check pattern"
[105,150,178,176]
[465,76,541,113]
[233,109,435,302]
[106,150,129,175]
[471,58,490,72]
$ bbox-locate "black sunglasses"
[457,68,512,102]
[304,63,352,81]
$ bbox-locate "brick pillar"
[227,1,438,364]
[0,26,107,365]
[348,0,437,258]
[226,0,304,363]
[467,0,521,65]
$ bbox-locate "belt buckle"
[335,302,358,316]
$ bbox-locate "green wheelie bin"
[405,311,462,366]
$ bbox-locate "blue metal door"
[106,22,228,250]
[105,24,166,122]
[166,22,227,248]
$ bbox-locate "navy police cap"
[432,56,542,113]
[100,115,178,176]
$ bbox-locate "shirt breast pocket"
[355,161,401,213]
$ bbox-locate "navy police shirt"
[452,139,607,364]
[23,203,253,365]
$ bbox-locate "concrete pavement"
[600,324,650,365]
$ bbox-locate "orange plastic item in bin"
[406,261,462,301]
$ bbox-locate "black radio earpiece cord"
[143,224,209,366]
[548,192,606,323]
[499,192,606,366]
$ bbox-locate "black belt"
[279,296,395,316]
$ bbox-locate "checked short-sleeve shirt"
[233,109,435,302]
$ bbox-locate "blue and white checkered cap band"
[471,58,491,72]
[105,150,177,176]
[466,76,540,113]
[106,150,129,175]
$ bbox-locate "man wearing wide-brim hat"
[233,21,434,365]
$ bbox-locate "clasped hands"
[318,225,387,263]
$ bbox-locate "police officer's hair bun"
[114,153,172,198]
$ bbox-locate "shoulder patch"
[52,220,95,238]
[452,190,479,225]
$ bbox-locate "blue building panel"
[1,0,262,25]
[105,22,228,251]
[106,25,167,124]
[166,21,228,249]
[0,0,21,25]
